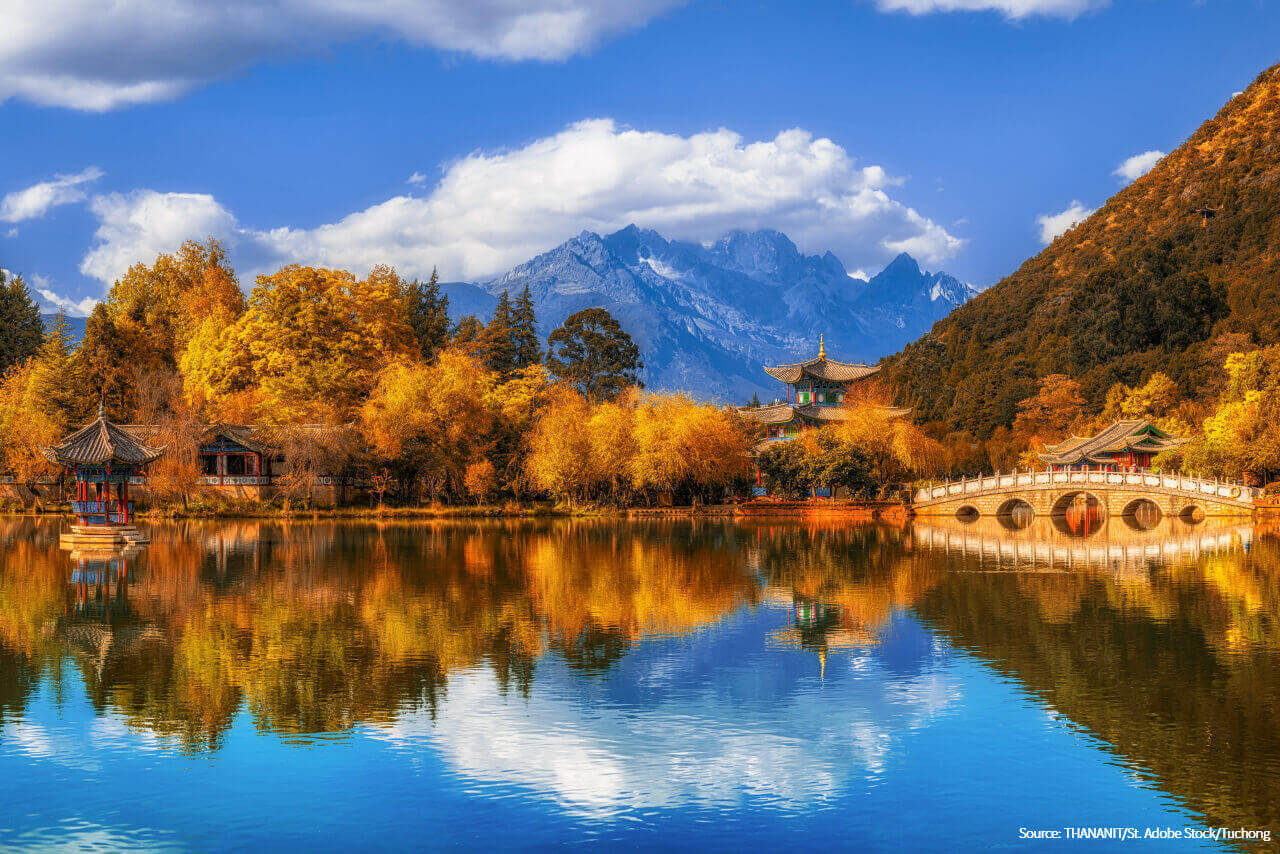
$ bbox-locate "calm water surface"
[0,514,1277,851]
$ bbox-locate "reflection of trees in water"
[0,518,758,749]
[747,522,941,657]
[916,532,1280,837]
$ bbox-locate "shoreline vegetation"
[1,237,1277,514]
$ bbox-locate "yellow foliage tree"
[360,348,497,501]
[185,265,415,421]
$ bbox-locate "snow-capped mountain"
[443,226,977,402]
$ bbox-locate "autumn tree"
[360,348,497,502]
[546,308,643,400]
[406,268,451,360]
[1012,374,1087,457]
[0,270,43,373]
[0,316,84,493]
[523,390,601,503]
[183,265,415,421]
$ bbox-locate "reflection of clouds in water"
[4,715,163,773]
[0,826,183,853]
[370,658,961,817]
[5,722,100,772]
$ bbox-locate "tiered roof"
[762,336,879,384]
[1038,419,1186,466]
[762,359,879,384]
[44,413,165,467]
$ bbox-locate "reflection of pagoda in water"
[58,546,164,684]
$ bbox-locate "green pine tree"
[545,308,643,400]
[480,292,519,376]
[27,313,84,428]
[511,285,542,369]
[0,269,44,373]
[406,267,451,359]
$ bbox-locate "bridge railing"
[913,469,1259,506]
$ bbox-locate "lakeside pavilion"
[739,336,910,442]
[739,337,910,496]
[1038,419,1187,471]
[45,408,164,547]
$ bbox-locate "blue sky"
[1,0,1278,314]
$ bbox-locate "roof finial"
[818,334,826,360]
[97,400,104,419]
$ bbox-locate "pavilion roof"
[44,413,165,467]
[763,358,880,384]
[1038,419,1186,466]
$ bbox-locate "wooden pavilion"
[45,408,164,547]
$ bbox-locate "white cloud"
[80,190,237,284]
[0,166,103,222]
[30,274,98,316]
[254,119,962,281]
[1113,149,1165,183]
[0,0,685,110]
[873,0,1105,17]
[407,172,429,186]
[74,120,962,287]
[1036,200,1095,244]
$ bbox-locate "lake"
[0,515,1277,851]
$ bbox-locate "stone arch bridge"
[913,469,1259,519]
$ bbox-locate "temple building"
[45,409,164,547]
[1038,420,1187,471]
[740,336,909,441]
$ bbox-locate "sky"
[1,0,1278,315]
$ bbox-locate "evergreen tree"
[406,267,451,359]
[0,269,44,373]
[511,285,542,369]
[28,313,83,427]
[77,303,136,418]
[479,292,519,376]
[546,308,643,400]
[747,393,761,408]
[451,315,485,356]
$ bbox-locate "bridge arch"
[995,497,1035,530]
[1050,491,1104,517]
[1121,497,1162,531]
[955,505,979,523]
[1179,504,1206,523]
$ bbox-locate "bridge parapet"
[914,469,1259,513]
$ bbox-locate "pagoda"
[741,336,909,440]
[45,408,164,548]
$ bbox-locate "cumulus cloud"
[30,274,98,316]
[80,190,237,284]
[0,0,685,110]
[873,0,1106,18]
[1113,149,1165,183]
[75,120,962,287]
[1036,200,1095,244]
[256,119,962,281]
[0,166,103,222]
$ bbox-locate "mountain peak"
[881,252,923,277]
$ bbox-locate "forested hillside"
[885,61,1280,434]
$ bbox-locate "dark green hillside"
[885,61,1280,433]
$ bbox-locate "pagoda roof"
[1038,419,1186,466]
[763,358,880,384]
[44,413,165,467]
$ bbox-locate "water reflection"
[0,516,1278,847]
